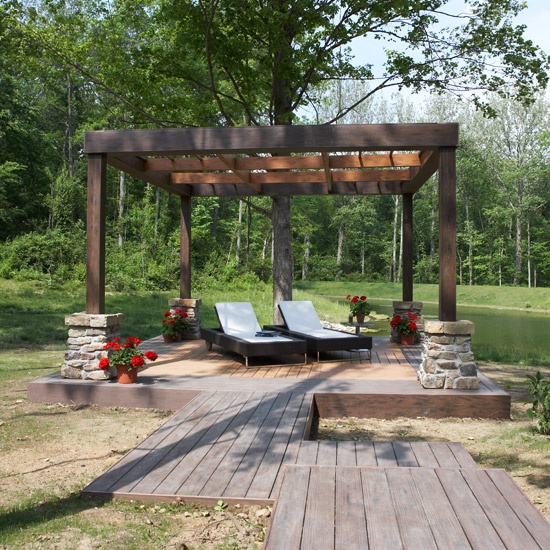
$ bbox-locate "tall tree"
[10,0,550,298]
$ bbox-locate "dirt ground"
[0,363,548,548]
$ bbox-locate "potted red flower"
[390,312,419,345]
[161,308,189,342]
[346,294,371,323]
[98,336,158,383]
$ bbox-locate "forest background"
[1,0,550,294]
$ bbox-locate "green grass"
[1,278,549,365]
[295,280,550,311]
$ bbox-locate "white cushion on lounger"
[215,302,291,343]
[278,301,355,339]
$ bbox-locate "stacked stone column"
[391,301,424,344]
[419,320,479,390]
[168,298,202,339]
[62,313,123,380]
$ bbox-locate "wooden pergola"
[84,123,459,321]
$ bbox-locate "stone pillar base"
[168,298,202,339]
[62,313,123,380]
[391,301,423,344]
[419,320,479,390]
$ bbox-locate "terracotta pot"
[116,364,138,384]
[400,333,415,345]
[355,313,365,323]
[163,334,175,343]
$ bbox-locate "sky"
[516,0,550,56]
[351,0,550,76]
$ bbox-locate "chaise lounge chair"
[200,302,307,368]
[273,300,372,362]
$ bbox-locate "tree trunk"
[236,200,243,265]
[272,195,292,323]
[391,196,400,282]
[527,218,531,288]
[154,187,160,239]
[336,224,344,279]
[302,232,310,280]
[118,171,126,247]
[514,212,523,285]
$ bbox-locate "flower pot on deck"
[116,365,138,384]
[400,333,415,345]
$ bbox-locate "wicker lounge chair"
[274,300,372,362]
[200,302,307,368]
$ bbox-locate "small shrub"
[526,371,550,435]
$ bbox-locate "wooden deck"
[266,466,550,550]
[27,337,549,546]
[28,337,510,419]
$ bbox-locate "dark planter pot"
[400,333,415,345]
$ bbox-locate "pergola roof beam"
[84,123,458,156]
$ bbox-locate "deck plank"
[264,466,309,550]
[177,392,263,496]
[410,468,471,549]
[84,391,224,495]
[361,468,403,548]
[301,466,336,550]
[462,468,542,548]
[373,441,398,466]
[199,393,281,498]
[222,392,293,498]
[334,466,368,549]
[354,441,378,466]
[246,392,307,499]
[386,468,437,549]
[487,469,550,547]
[336,442,357,466]
[138,392,245,495]
[392,441,420,467]
[435,468,507,548]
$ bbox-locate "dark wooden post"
[402,193,413,301]
[86,154,107,314]
[439,147,457,321]
[180,195,192,299]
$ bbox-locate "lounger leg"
[205,341,212,351]
[245,356,249,368]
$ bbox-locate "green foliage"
[526,372,550,435]
[0,228,86,282]
[213,499,228,512]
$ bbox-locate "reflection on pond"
[369,301,550,365]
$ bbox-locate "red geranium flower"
[131,355,145,368]
[100,335,158,372]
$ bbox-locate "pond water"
[369,300,550,366]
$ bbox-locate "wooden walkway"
[82,387,550,548]
[83,389,479,504]
[266,466,550,550]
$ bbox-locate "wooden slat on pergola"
[84,123,458,321]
